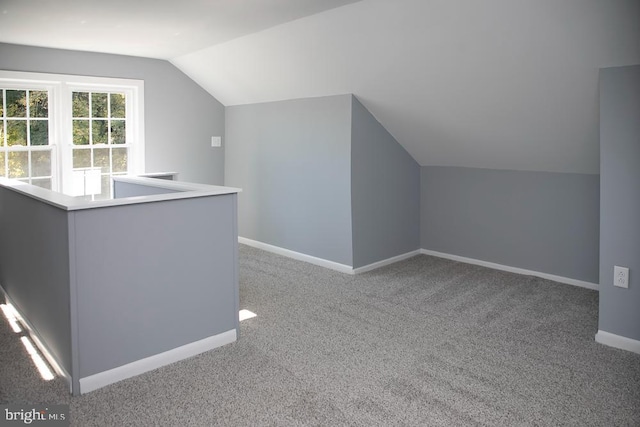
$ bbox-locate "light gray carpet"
[1,245,639,426]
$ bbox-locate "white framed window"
[0,71,144,199]
[0,84,57,190]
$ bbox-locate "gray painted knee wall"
[0,42,225,185]
[113,180,181,198]
[0,187,73,376]
[225,95,354,266]
[420,166,600,283]
[598,64,640,342]
[225,94,421,268]
[0,182,239,394]
[225,93,601,281]
[351,97,420,267]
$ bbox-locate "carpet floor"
[1,244,639,426]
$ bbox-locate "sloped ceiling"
[172,0,640,174]
[2,0,639,173]
[0,0,361,58]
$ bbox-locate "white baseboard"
[239,237,422,275]
[237,238,599,289]
[238,237,354,274]
[595,330,640,355]
[79,329,237,394]
[420,249,599,291]
[352,250,421,274]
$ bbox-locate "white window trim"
[0,70,145,195]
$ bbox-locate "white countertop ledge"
[0,176,241,211]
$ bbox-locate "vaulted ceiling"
[2,0,639,173]
[0,0,361,58]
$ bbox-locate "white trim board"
[79,329,236,394]
[238,237,354,274]
[352,250,421,274]
[595,330,640,355]
[237,238,598,289]
[420,249,599,291]
[238,237,420,275]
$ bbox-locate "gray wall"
[599,65,640,341]
[73,195,238,377]
[421,166,600,283]
[225,95,354,266]
[351,97,420,268]
[113,180,181,198]
[0,186,73,375]
[0,182,238,393]
[0,43,225,185]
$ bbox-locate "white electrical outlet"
[614,266,629,288]
[211,136,222,147]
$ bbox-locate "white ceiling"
[172,0,640,174]
[2,0,639,173]
[0,0,361,58]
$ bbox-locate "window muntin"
[0,88,53,189]
[0,71,144,198]
[71,91,129,200]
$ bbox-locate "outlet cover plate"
[614,266,629,288]
[211,136,222,147]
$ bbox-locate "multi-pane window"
[0,89,53,189]
[71,91,129,199]
[0,71,144,198]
